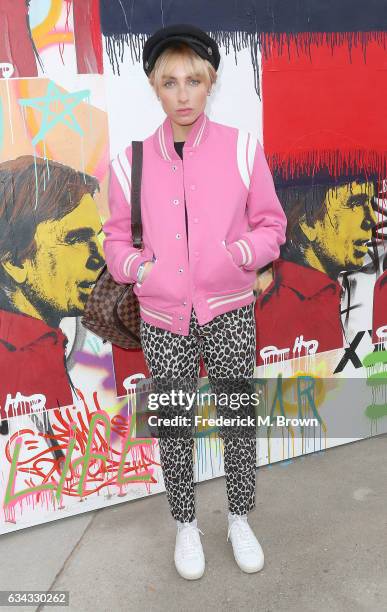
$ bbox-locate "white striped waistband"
[207,288,254,309]
[140,305,173,325]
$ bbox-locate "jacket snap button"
[178,327,182,331]
[178,268,184,273]
[182,301,187,306]
[179,316,184,320]
[176,233,181,239]
[172,165,177,171]
[173,199,179,205]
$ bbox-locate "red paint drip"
[262,36,387,181]
[72,0,103,74]
[0,0,38,77]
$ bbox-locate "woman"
[103,24,287,580]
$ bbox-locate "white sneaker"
[174,518,205,580]
[227,513,264,573]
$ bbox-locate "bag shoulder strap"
[131,140,143,249]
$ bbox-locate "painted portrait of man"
[0,155,104,420]
[255,174,377,365]
[372,267,387,345]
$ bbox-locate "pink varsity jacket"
[102,112,287,336]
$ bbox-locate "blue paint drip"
[280,459,294,466]
[33,151,38,210]
[43,140,46,191]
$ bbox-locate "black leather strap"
[131,141,143,249]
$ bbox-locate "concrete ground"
[1,434,386,612]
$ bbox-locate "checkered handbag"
[81,141,144,349]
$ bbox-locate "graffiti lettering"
[293,335,318,356]
[375,325,387,340]
[0,62,14,79]
[4,392,46,418]
[3,391,158,519]
[260,345,290,362]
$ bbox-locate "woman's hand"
[140,260,155,284]
[254,266,274,296]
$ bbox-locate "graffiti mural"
[0,0,386,534]
[0,0,103,78]
[256,37,387,366]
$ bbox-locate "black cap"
[142,24,221,77]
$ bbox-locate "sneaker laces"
[177,522,204,559]
[227,516,257,551]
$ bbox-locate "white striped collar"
[153,112,210,161]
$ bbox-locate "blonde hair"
[148,43,217,95]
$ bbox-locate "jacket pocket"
[220,240,256,287]
[221,240,244,273]
[135,257,158,293]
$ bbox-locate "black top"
[174,141,189,242]
[174,141,184,159]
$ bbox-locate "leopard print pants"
[140,303,257,523]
